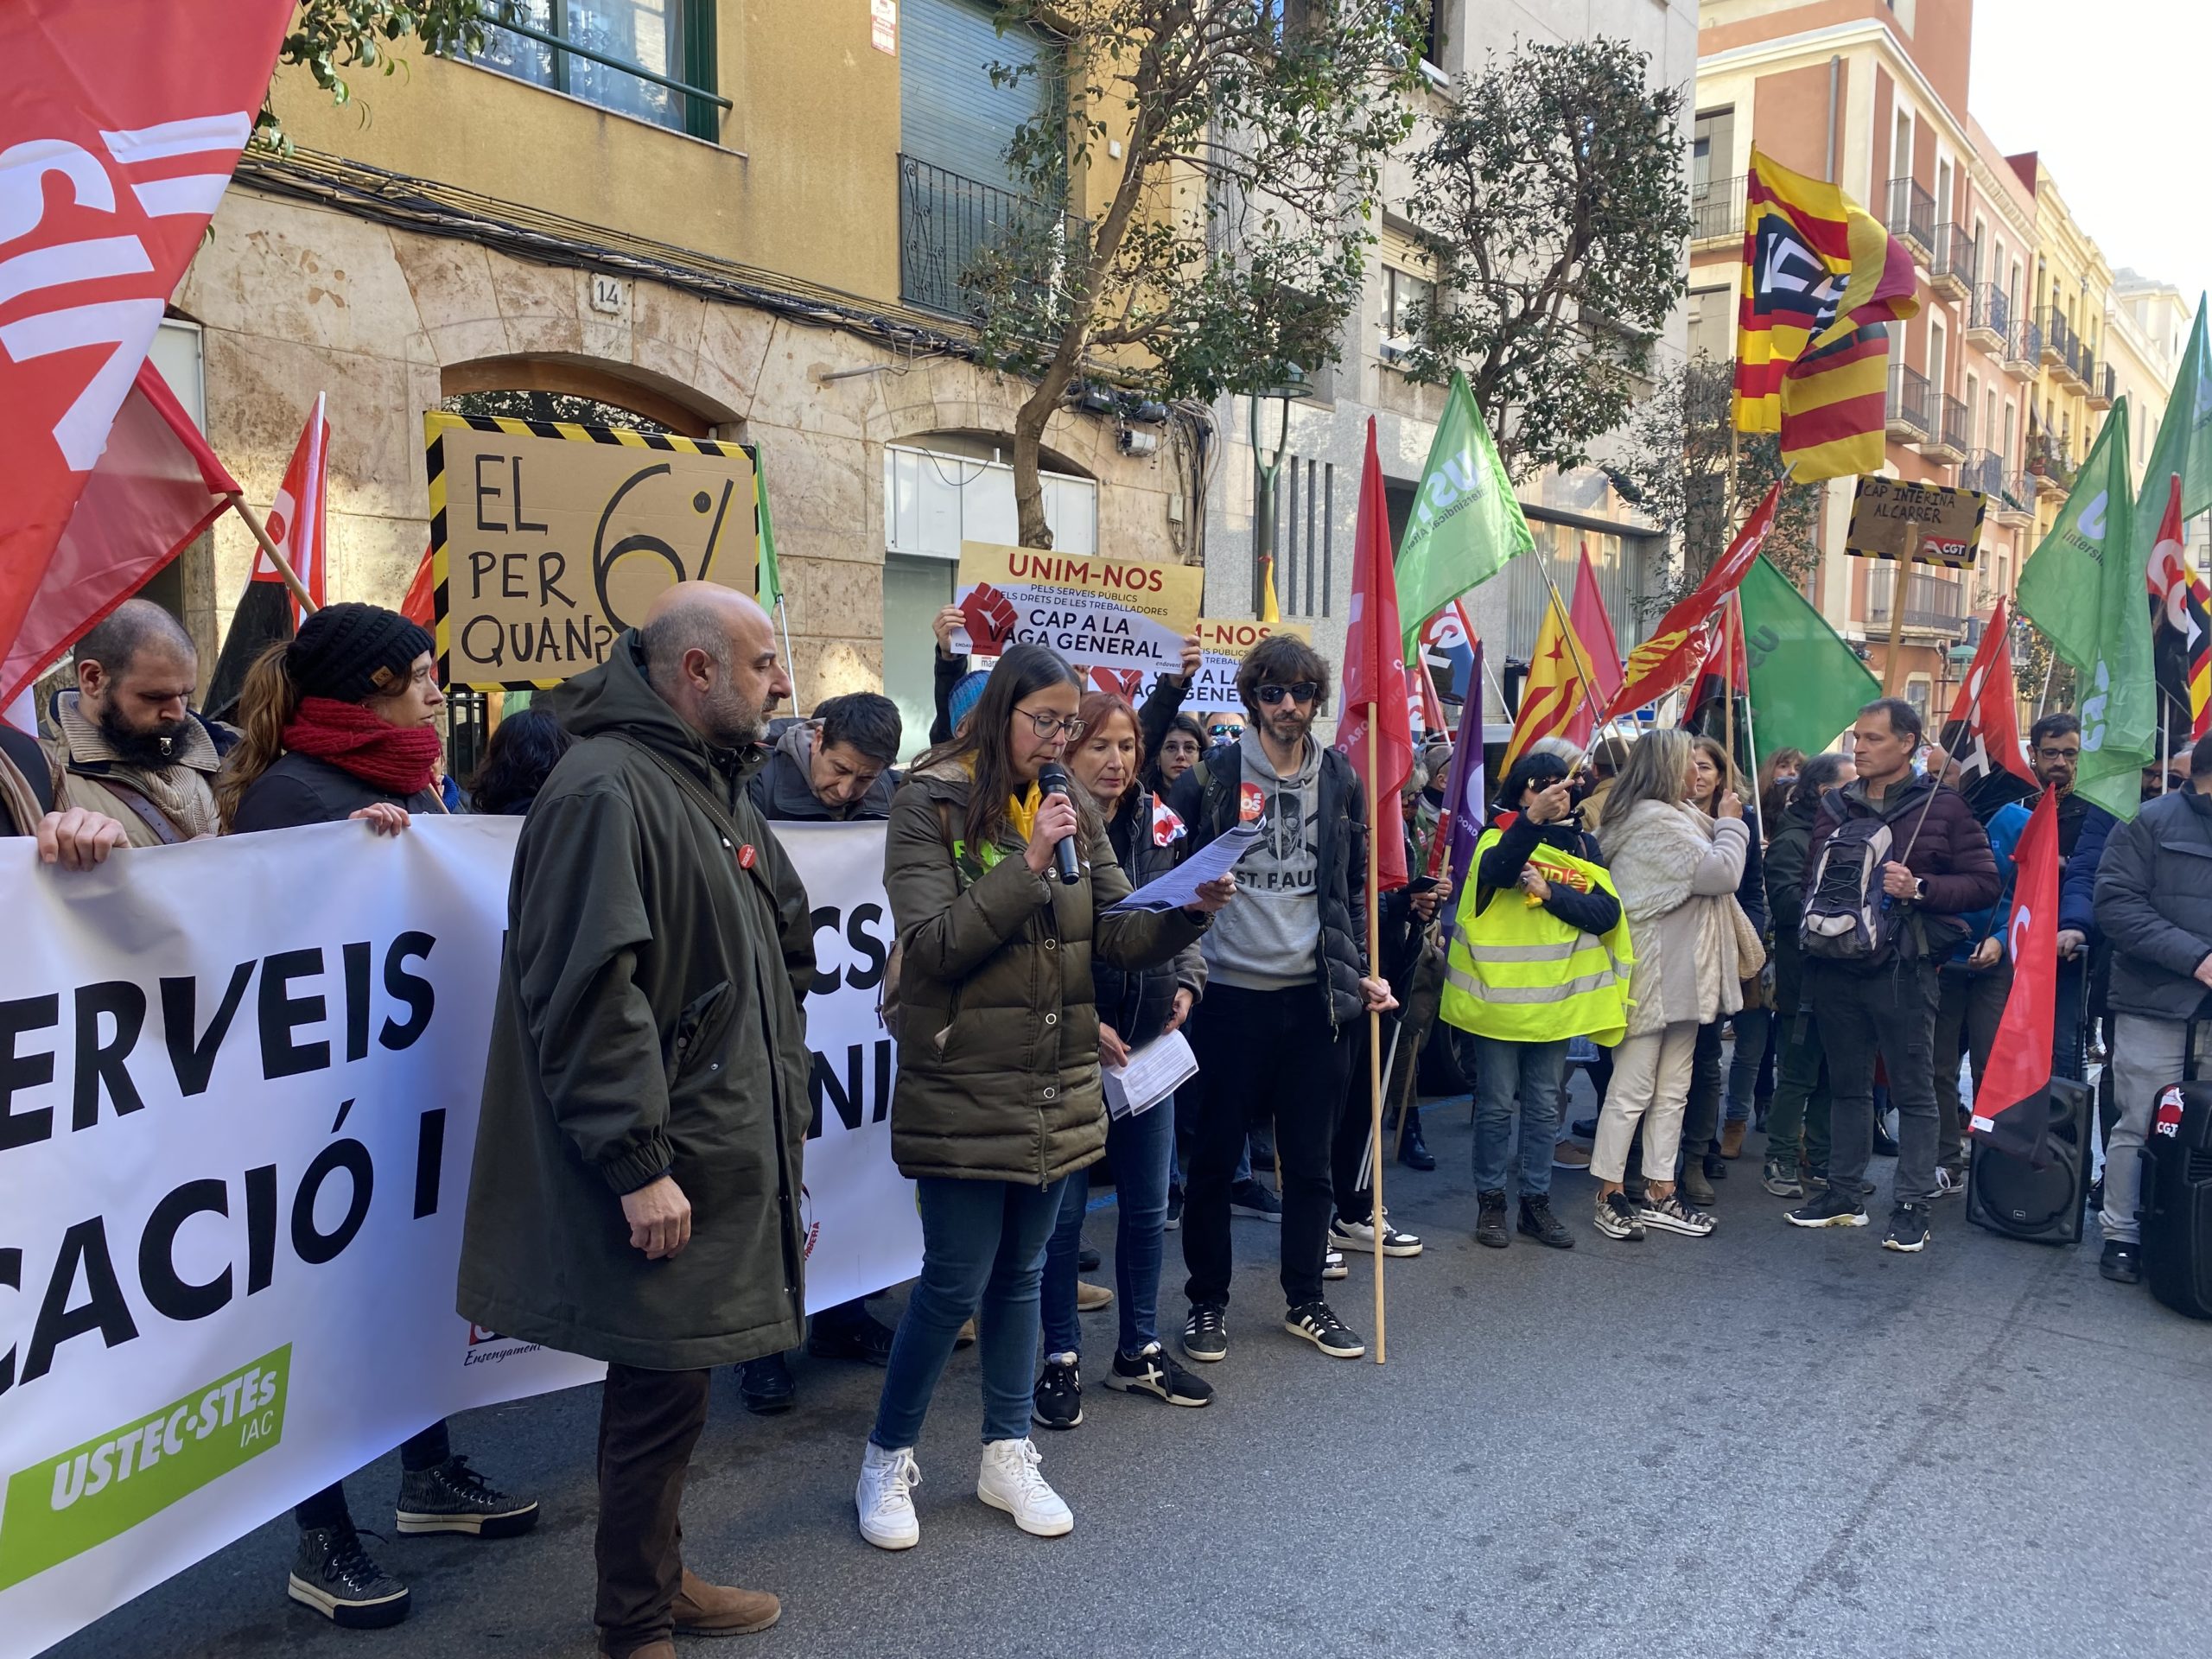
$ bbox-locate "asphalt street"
[49,1079,2212,1659]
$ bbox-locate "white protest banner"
[1077,615,1313,713]
[951,542,1202,672]
[0,818,918,1656]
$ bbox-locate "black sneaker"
[1283,1300,1365,1359]
[1077,1246,1103,1273]
[1230,1179,1283,1221]
[1322,1247,1348,1281]
[1164,1185,1184,1231]
[395,1455,539,1538]
[1787,1189,1869,1229]
[1104,1341,1215,1407]
[1031,1353,1083,1429]
[1570,1116,1599,1141]
[2100,1239,2143,1283]
[1474,1190,1510,1249]
[1182,1303,1228,1363]
[737,1353,796,1415]
[808,1309,897,1365]
[1516,1195,1575,1249]
[289,1526,410,1627]
[1883,1203,1931,1253]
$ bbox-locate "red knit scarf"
[283,696,442,796]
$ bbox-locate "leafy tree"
[1395,37,1691,482]
[963,0,1428,548]
[257,3,489,149]
[1607,356,1823,612]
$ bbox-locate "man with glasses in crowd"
[1166,634,1395,1363]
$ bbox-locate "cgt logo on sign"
[0,1345,289,1589]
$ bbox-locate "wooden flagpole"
[226,495,317,615]
[1367,715,1386,1364]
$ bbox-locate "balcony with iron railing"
[1967,283,2009,352]
[1867,565,1969,636]
[1997,471,2038,526]
[1886,362,1931,442]
[1885,177,1936,262]
[1692,173,1744,245]
[1958,448,2004,496]
[1921,392,1970,462]
[2039,308,2087,391]
[2005,314,2042,378]
[2088,359,2117,410]
[2025,433,2075,497]
[896,154,1091,321]
[1931,223,1976,301]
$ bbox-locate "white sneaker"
[1329,1214,1423,1256]
[976,1437,1072,1537]
[856,1441,921,1550]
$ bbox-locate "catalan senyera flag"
[1732,149,1920,480]
[1502,595,1586,772]
[1605,479,1780,719]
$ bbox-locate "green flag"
[1739,554,1878,763]
[2134,296,2212,556]
[1395,371,1533,651]
[753,450,783,610]
[2018,398,2152,820]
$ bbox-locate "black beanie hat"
[285,602,435,703]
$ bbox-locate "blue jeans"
[1041,1094,1173,1359]
[870,1175,1066,1449]
[1725,1007,1772,1123]
[1471,1035,1567,1199]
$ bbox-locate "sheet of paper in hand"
[951,541,1203,672]
[1108,820,1263,913]
[1104,1030,1201,1119]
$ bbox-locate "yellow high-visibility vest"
[1440,826,1634,1046]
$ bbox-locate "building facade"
[2013,156,2117,551]
[1198,0,1701,736]
[160,0,1205,753]
[1694,0,2058,721]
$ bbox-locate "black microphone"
[1038,762,1082,885]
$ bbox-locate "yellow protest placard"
[426,412,758,690]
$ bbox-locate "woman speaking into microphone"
[856,644,1235,1552]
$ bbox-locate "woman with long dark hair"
[856,645,1232,1550]
[466,706,573,815]
[217,602,537,1629]
[1032,690,1214,1433]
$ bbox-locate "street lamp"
[1247,365,1307,617]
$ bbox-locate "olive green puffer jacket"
[884,761,1207,1185]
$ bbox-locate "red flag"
[254,391,330,615]
[402,544,437,629]
[1680,589,1751,737]
[1971,787,2060,1161]
[1337,417,1414,893]
[1149,791,1185,848]
[1944,595,2036,791]
[0,359,237,706]
[1605,480,1780,719]
[1568,542,1625,719]
[0,0,297,686]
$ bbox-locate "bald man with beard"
[460,586,817,1656]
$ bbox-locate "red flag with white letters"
[1971,786,2059,1162]
[1944,595,2037,790]
[0,0,295,685]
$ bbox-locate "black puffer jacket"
[1092,794,1208,1047]
[2094,787,2212,1022]
[1166,742,1370,1027]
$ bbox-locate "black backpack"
[1800,800,1901,964]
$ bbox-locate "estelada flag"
[1605,479,1780,720]
[1944,595,2037,791]
[1732,149,1919,480]
[1680,590,1750,742]
[2145,474,2210,747]
[205,393,331,719]
[0,0,298,699]
[1336,416,1414,893]
[0,359,237,708]
[1502,594,1588,772]
[1971,786,2061,1163]
[1569,543,1624,714]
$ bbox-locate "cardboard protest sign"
[426,413,759,690]
[1846,474,1986,568]
[951,542,1202,672]
[1074,616,1313,711]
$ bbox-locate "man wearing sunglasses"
[1166,634,1395,1363]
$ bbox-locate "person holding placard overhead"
[857,645,1232,1550]
[1032,690,1215,1431]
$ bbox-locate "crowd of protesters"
[7,594,2202,1659]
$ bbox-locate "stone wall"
[172,188,1189,702]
